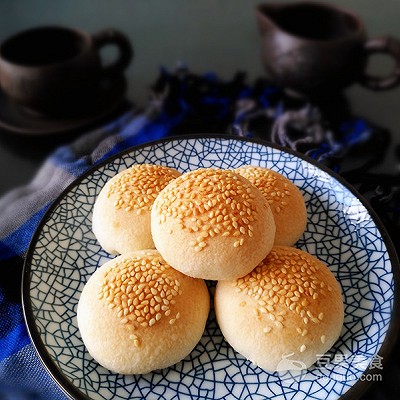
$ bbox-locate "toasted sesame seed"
[235,166,295,215]
[108,164,180,213]
[321,335,326,344]
[231,247,331,334]
[153,168,262,248]
[275,321,283,328]
[100,255,181,329]
[300,344,307,353]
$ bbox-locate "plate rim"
[21,134,400,400]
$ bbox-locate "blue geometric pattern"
[23,137,396,399]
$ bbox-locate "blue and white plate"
[23,136,399,400]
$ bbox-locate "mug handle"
[92,28,133,76]
[360,36,400,90]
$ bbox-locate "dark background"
[0,0,400,196]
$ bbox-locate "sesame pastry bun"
[77,250,210,375]
[234,166,307,246]
[151,168,276,280]
[214,246,344,372]
[92,164,181,254]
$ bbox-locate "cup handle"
[92,28,133,76]
[360,36,400,90]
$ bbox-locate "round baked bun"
[92,164,181,254]
[151,168,276,280]
[77,250,210,375]
[215,246,344,372]
[235,166,307,246]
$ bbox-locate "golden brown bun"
[77,250,210,375]
[92,164,181,254]
[151,168,276,280]
[214,246,344,372]
[235,166,307,246]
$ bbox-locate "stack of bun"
[78,163,343,376]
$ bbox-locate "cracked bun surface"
[214,246,344,372]
[151,168,276,280]
[235,166,307,246]
[92,164,181,254]
[77,250,210,375]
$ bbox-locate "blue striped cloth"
[0,67,386,399]
[0,109,182,399]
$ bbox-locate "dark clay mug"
[256,2,400,97]
[0,26,133,116]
